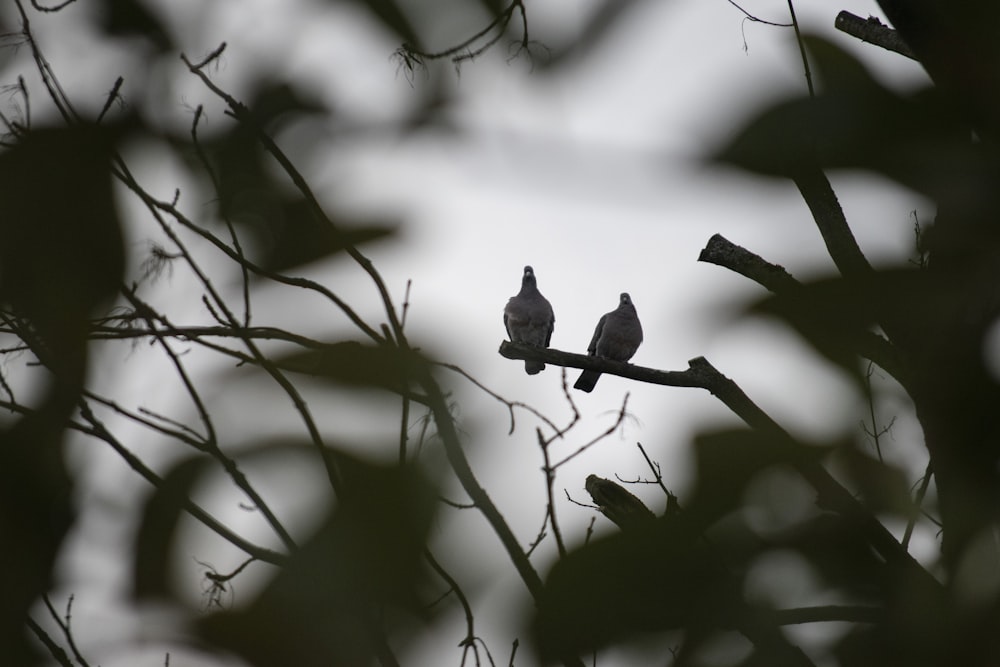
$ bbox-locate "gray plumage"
[573,292,643,392]
[504,265,555,375]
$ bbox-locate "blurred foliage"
[276,342,430,393]
[96,0,173,53]
[4,1,1000,667]
[532,8,1000,666]
[176,81,397,272]
[133,450,439,667]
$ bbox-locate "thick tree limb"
[698,233,800,293]
[834,11,916,60]
[793,167,873,280]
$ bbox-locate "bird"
[573,292,643,392]
[504,265,555,375]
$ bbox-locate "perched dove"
[504,265,555,375]
[573,292,643,392]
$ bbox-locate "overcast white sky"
[6,1,940,665]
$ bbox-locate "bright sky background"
[5,1,939,665]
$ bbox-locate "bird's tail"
[525,360,545,375]
[573,370,601,392]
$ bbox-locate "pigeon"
[573,292,643,392]
[504,265,555,375]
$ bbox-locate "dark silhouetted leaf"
[173,81,345,267]
[259,197,397,271]
[766,513,886,598]
[198,452,437,667]
[533,517,724,659]
[835,444,917,518]
[133,457,209,599]
[97,0,173,53]
[684,429,825,530]
[275,342,426,393]
[712,36,996,212]
[241,82,329,131]
[0,125,124,383]
[339,0,420,47]
[875,1,1000,142]
[0,412,77,665]
[747,267,967,381]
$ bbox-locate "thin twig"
[725,0,793,27]
[15,0,76,123]
[42,595,92,667]
[786,0,814,98]
[189,105,253,327]
[902,461,934,549]
[552,394,630,469]
[636,442,679,513]
[397,0,525,65]
[97,76,123,124]
[437,361,561,435]
[425,549,481,665]
[30,0,79,10]
[538,428,567,557]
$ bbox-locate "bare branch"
[395,0,530,68]
[97,76,124,124]
[42,595,92,667]
[698,233,799,293]
[538,428,567,557]
[552,394,630,469]
[835,11,917,60]
[30,0,78,11]
[786,0,814,97]
[636,443,680,514]
[724,0,792,27]
[500,341,701,388]
[425,548,486,666]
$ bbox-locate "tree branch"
[499,341,702,388]
[834,11,917,60]
[793,167,873,279]
[697,233,907,382]
[698,233,799,293]
[500,342,941,596]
